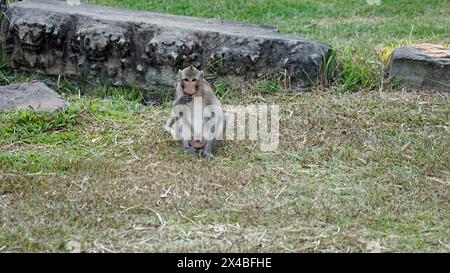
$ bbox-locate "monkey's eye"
[192,79,197,82]
[183,78,189,82]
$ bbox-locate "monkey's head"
[178,65,204,95]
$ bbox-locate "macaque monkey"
[165,65,226,158]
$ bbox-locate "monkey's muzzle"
[183,82,197,95]
[189,140,206,149]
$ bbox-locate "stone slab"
[0,0,333,91]
[389,44,450,91]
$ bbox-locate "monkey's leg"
[200,112,227,158]
[181,140,196,154]
[205,113,227,154]
[201,139,216,158]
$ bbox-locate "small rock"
[66,240,82,253]
[0,82,67,113]
[366,241,382,253]
[389,44,450,91]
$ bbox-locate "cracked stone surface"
[389,44,450,91]
[0,81,67,112]
[0,0,333,91]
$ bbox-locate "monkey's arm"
[164,115,179,134]
[166,116,196,154]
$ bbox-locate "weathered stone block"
[389,44,450,91]
[0,0,333,91]
[0,82,67,112]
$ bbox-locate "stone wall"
[1,0,333,91]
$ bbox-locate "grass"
[0,0,449,252]
[86,0,449,92]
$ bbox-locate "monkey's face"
[182,77,198,95]
[178,66,204,95]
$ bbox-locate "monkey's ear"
[199,71,204,80]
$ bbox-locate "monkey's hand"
[175,93,193,105]
[181,93,193,104]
